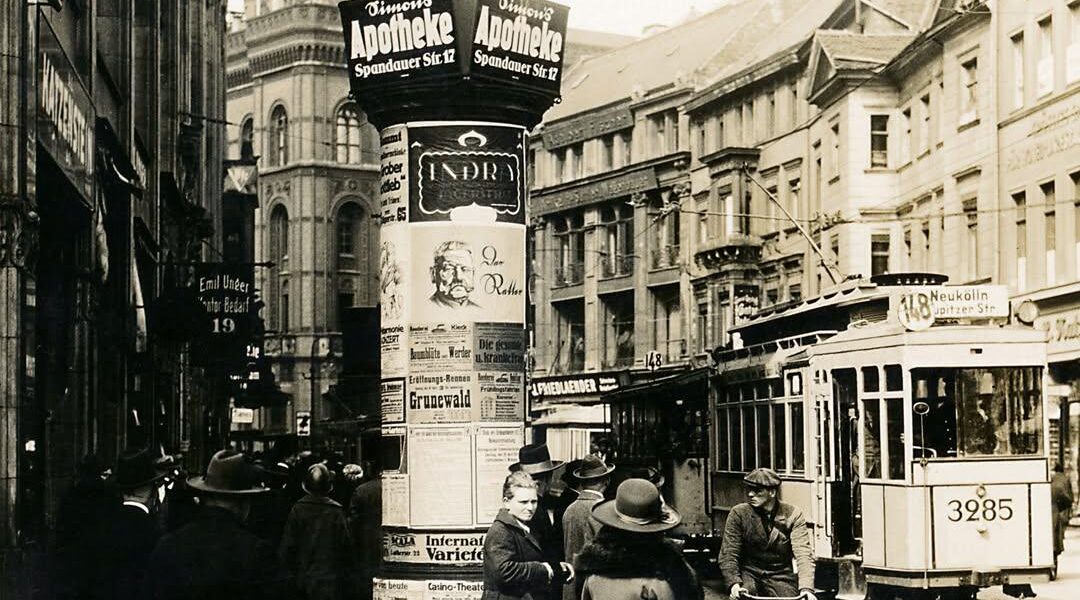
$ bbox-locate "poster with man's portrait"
[409,223,525,323]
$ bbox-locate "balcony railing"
[657,338,687,361]
[554,262,585,287]
[651,245,680,269]
[599,254,634,279]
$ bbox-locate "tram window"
[716,407,730,470]
[757,405,771,467]
[911,367,1043,458]
[862,399,883,479]
[772,404,788,471]
[787,372,802,396]
[770,380,783,399]
[862,367,880,393]
[791,402,805,472]
[886,398,906,479]
[885,365,903,392]
[741,407,754,469]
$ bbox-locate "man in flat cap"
[720,468,816,600]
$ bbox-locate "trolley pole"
[338,2,569,596]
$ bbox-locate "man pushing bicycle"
[720,468,817,600]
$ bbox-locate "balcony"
[599,254,635,279]
[694,233,762,272]
[651,245,680,270]
[554,262,585,287]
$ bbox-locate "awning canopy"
[604,367,709,404]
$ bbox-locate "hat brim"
[573,464,616,480]
[591,499,681,533]
[110,471,167,490]
[510,460,563,475]
[187,475,270,496]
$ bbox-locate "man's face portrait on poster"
[430,241,480,308]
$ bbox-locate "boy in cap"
[720,468,816,600]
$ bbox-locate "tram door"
[830,369,861,555]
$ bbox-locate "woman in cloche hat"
[573,479,703,600]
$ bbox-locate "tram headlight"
[976,484,987,498]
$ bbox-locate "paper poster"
[407,371,474,424]
[407,123,526,224]
[476,371,523,422]
[382,425,409,527]
[473,323,526,371]
[383,531,485,565]
[381,379,406,424]
[474,425,523,524]
[408,426,473,527]
[373,578,483,600]
[409,323,474,372]
[410,223,525,324]
[380,125,409,224]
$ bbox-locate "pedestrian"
[146,448,292,600]
[509,443,566,567]
[98,447,168,600]
[52,453,117,600]
[483,471,574,600]
[1051,461,1074,578]
[720,468,816,600]
[348,460,382,599]
[574,478,703,600]
[279,463,355,600]
[562,454,614,600]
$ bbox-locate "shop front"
[1017,283,1080,514]
[528,370,628,461]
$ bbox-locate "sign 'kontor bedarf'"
[338,1,567,597]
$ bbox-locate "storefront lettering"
[40,51,90,172]
[533,168,656,215]
[473,4,562,63]
[529,373,622,398]
[1005,101,1080,172]
[1038,312,1080,343]
[349,5,454,61]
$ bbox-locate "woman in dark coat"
[574,479,703,600]
[483,471,574,600]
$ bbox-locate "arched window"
[240,117,254,161]
[334,201,373,327]
[269,105,288,166]
[335,103,379,164]
[269,204,290,330]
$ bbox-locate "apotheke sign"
[339,0,569,97]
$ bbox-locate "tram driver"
[721,468,816,600]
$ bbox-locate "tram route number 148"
[946,497,1014,522]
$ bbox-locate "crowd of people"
[50,446,382,600]
[49,441,823,600]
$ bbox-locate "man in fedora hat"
[561,454,614,600]
[96,447,167,599]
[721,468,816,600]
[575,479,703,599]
[510,443,567,592]
[147,449,292,600]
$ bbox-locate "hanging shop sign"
[408,124,526,224]
[38,17,95,203]
[193,263,256,343]
[340,0,569,100]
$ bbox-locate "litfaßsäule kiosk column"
[337,1,568,597]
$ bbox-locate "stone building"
[1,0,228,594]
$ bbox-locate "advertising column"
[339,1,568,597]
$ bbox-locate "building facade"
[1,0,229,595]
[528,0,1080,530]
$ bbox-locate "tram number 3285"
[946,497,1014,522]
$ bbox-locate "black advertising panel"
[193,263,256,349]
[339,0,461,93]
[407,123,526,223]
[38,16,95,204]
[469,0,568,96]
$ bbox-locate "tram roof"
[808,320,1048,357]
[731,279,888,335]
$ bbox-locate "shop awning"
[532,404,608,426]
[604,367,709,403]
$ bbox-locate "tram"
[710,283,1054,600]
